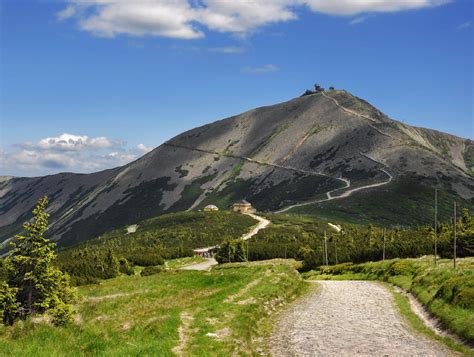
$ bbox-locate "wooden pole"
[334,234,338,265]
[453,201,457,269]
[324,231,328,266]
[246,239,249,261]
[434,189,438,265]
[382,228,386,261]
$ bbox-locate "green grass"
[304,257,474,344]
[288,176,474,227]
[390,287,474,356]
[0,260,306,356]
[165,256,206,269]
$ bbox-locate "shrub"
[320,262,353,275]
[141,266,165,277]
[388,260,417,276]
[118,258,134,275]
[215,239,247,264]
[453,286,474,309]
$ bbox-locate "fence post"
[382,228,386,261]
[453,201,457,269]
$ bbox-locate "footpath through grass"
[303,257,474,346]
[0,259,305,356]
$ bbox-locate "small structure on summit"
[302,82,328,97]
[204,204,219,212]
[232,200,256,214]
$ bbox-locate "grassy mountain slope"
[1,90,472,247]
[0,260,305,356]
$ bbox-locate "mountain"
[1,89,473,248]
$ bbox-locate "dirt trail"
[180,213,269,271]
[179,257,217,271]
[270,281,453,356]
[241,213,270,240]
[166,91,396,216]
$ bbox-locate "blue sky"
[1,0,472,176]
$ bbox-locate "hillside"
[0,260,305,356]
[1,89,473,247]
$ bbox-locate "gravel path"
[241,213,270,240]
[270,281,453,356]
[180,258,217,271]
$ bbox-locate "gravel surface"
[270,281,453,356]
[180,258,217,271]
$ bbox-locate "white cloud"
[301,0,450,15]
[457,21,471,30]
[208,46,246,54]
[57,5,76,20]
[242,64,280,74]
[1,133,153,177]
[23,133,117,152]
[349,16,367,26]
[58,0,450,39]
[137,143,154,153]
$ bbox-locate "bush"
[215,239,247,264]
[118,258,134,275]
[319,262,353,275]
[453,286,474,309]
[141,266,165,277]
[388,260,417,276]
[50,300,75,326]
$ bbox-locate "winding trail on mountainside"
[179,213,270,271]
[270,281,454,356]
[165,91,395,215]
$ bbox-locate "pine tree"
[4,196,75,325]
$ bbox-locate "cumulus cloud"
[301,0,450,16]
[242,64,279,74]
[137,143,154,153]
[21,133,118,152]
[58,0,450,39]
[457,21,471,30]
[1,133,154,177]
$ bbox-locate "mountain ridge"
[1,89,473,248]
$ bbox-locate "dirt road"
[180,258,217,271]
[241,213,270,240]
[270,281,452,356]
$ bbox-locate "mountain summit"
[1,89,473,247]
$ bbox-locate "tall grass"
[0,260,305,356]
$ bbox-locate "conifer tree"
[3,196,75,325]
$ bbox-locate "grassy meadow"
[0,260,306,356]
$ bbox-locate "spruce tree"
[4,196,75,325]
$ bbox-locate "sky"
[0,0,472,177]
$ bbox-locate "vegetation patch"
[0,261,306,356]
[175,165,189,178]
[290,175,474,227]
[56,211,256,285]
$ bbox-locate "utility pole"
[334,234,338,265]
[382,228,386,261]
[284,245,287,259]
[434,189,438,265]
[246,239,249,262]
[324,231,328,266]
[453,201,457,269]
